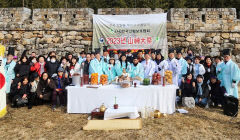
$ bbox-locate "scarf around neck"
[197,82,203,96]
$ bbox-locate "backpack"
[223,96,238,117]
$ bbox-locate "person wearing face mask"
[3,47,16,94]
[58,57,70,79]
[46,51,56,62]
[186,48,194,60]
[30,55,46,77]
[45,56,59,78]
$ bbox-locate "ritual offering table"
[67,84,178,114]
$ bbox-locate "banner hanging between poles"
[93,13,168,55]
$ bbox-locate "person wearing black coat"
[11,77,30,107]
[195,75,210,107]
[203,56,216,83]
[45,56,59,78]
[52,67,70,111]
[36,72,56,103]
[209,76,226,107]
[180,73,196,97]
[14,55,31,83]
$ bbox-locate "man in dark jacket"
[52,67,70,111]
[195,74,210,107]
[45,56,59,77]
[209,76,226,107]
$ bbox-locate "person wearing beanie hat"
[154,49,168,76]
[195,74,210,108]
[193,56,206,79]
[141,49,156,80]
[176,47,188,86]
[3,47,16,94]
[166,48,181,86]
[220,49,240,98]
[115,51,131,76]
[209,76,226,107]
[52,65,70,111]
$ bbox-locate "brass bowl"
[154,110,161,118]
[100,104,106,112]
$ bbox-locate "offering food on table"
[152,73,161,85]
[100,74,108,85]
[120,80,130,88]
[90,73,98,85]
[164,70,173,84]
[143,78,150,85]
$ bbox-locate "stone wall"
[0,8,240,62]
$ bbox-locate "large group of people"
[2,46,240,111]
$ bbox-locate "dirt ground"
[0,104,240,140]
[1,87,240,140]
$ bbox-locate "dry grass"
[0,105,240,140]
[1,87,240,140]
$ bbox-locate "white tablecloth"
[67,85,177,114]
[104,106,139,120]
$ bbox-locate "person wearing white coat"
[154,50,168,76]
[193,56,206,79]
[166,49,181,86]
[141,50,156,80]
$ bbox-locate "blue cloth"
[57,77,62,89]
[3,58,16,93]
[195,97,208,106]
[115,61,131,76]
[104,64,117,82]
[178,57,188,79]
[89,58,104,82]
[220,59,240,98]
[129,63,144,80]
[197,82,203,96]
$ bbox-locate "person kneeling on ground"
[195,74,210,108]
[28,73,40,109]
[36,72,56,104]
[52,67,70,111]
[11,77,30,108]
[209,76,226,108]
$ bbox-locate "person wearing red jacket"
[30,55,46,77]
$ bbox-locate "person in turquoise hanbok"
[214,56,223,83]
[104,51,117,82]
[89,49,104,82]
[176,48,188,86]
[115,51,131,76]
[3,47,16,94]
[220,49,240,98]
[129,55,144,81]
[78,51,86,65]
